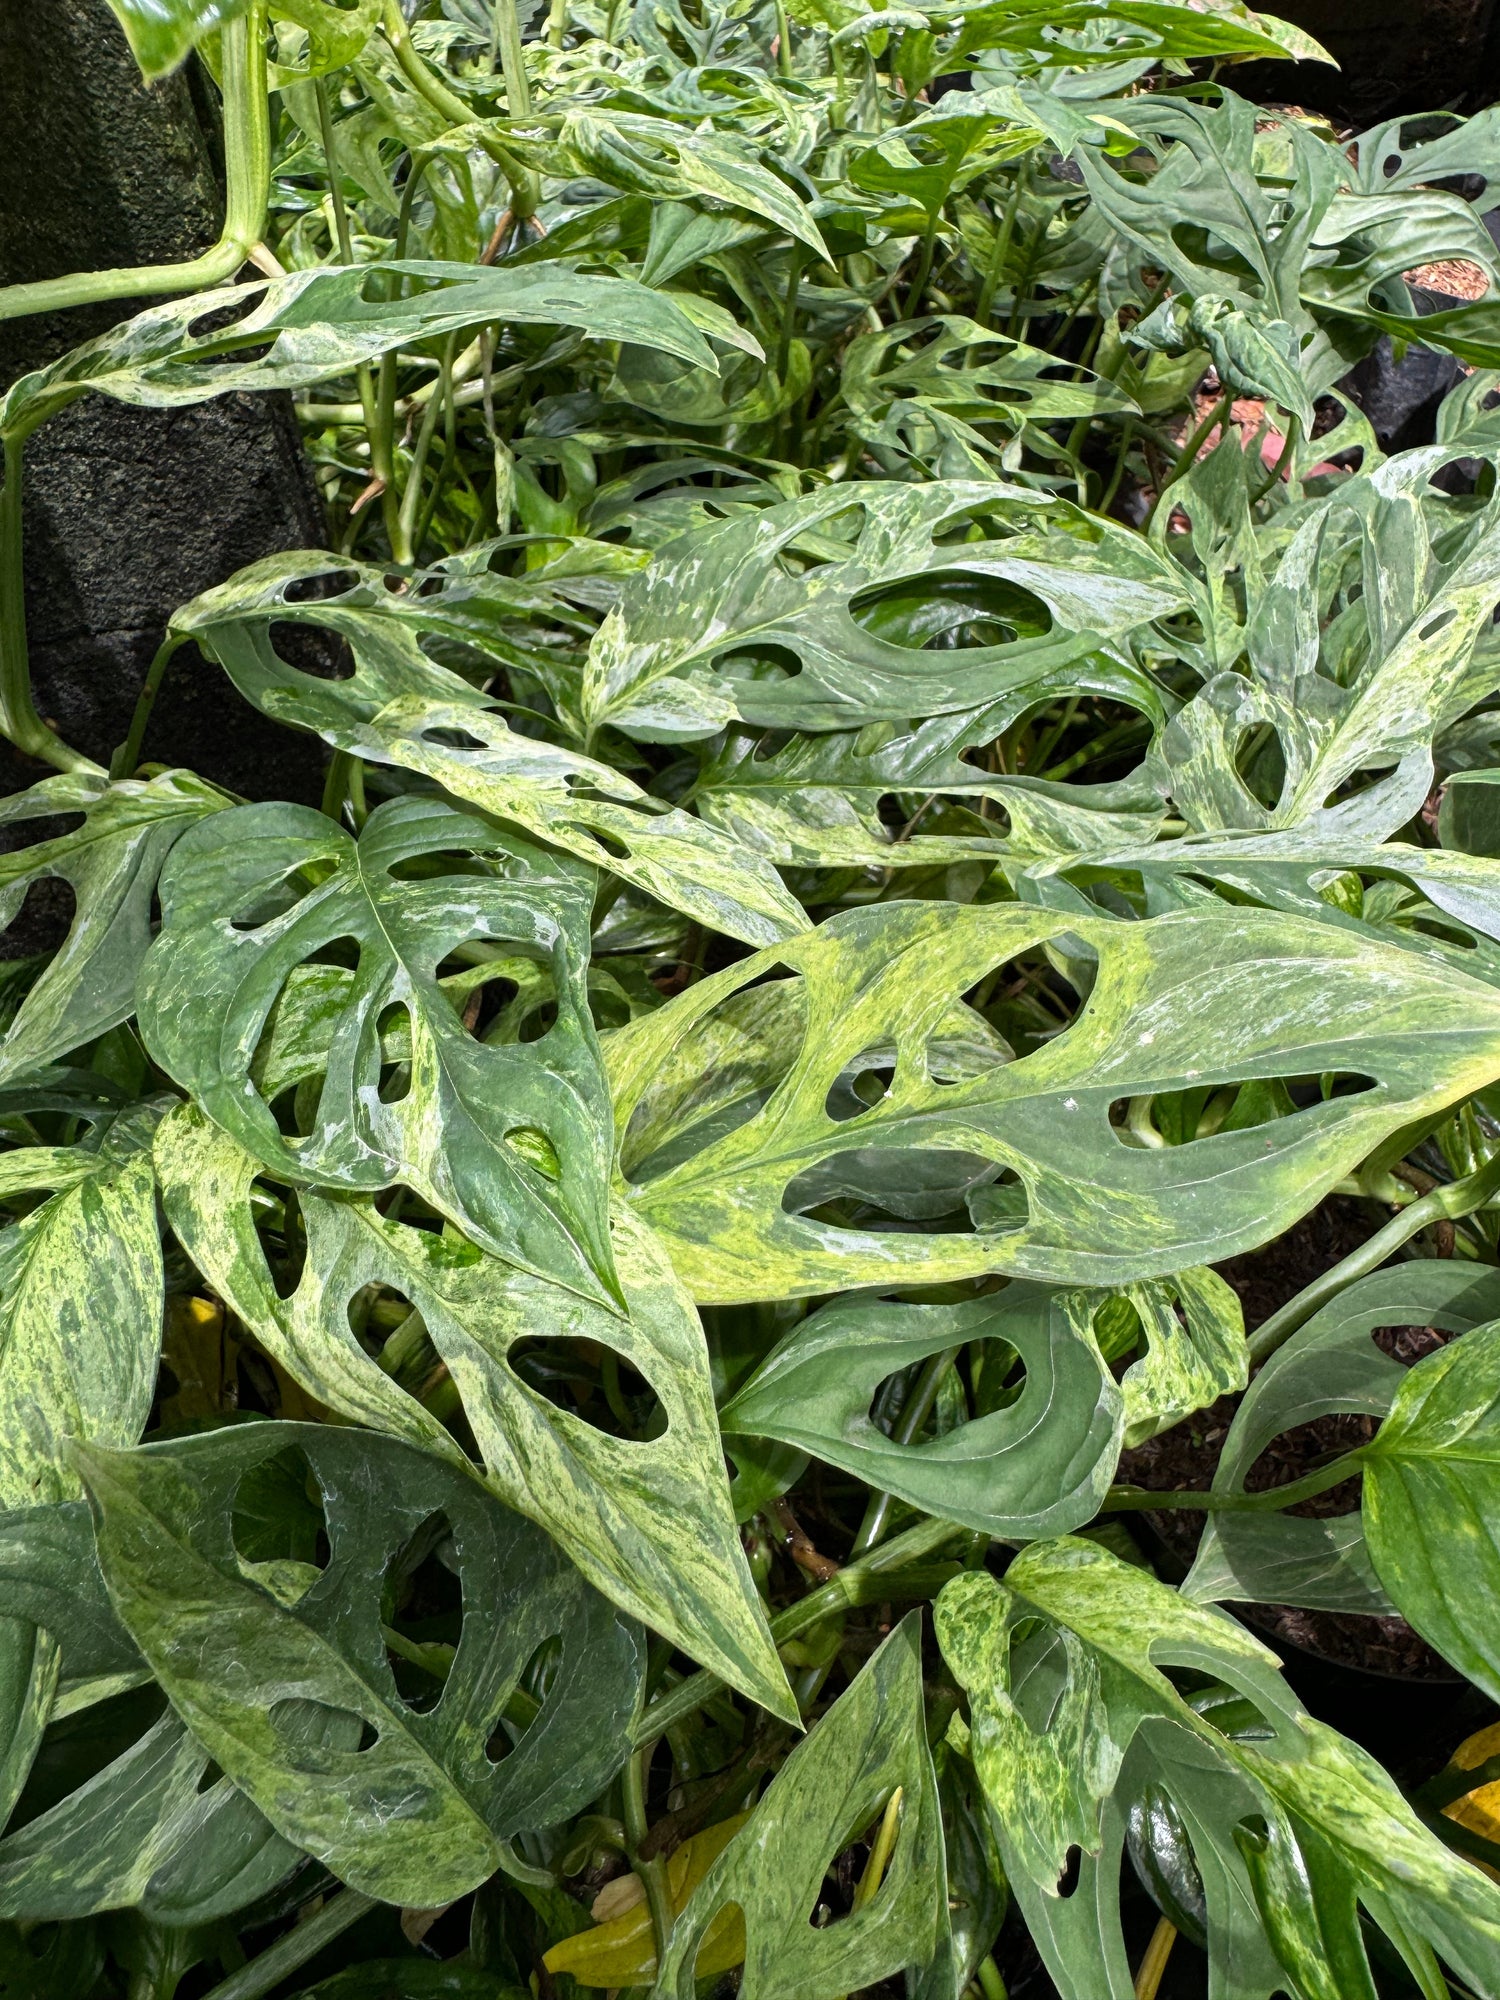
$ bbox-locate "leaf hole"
[781,1148,1026,1235]
[1109,1074,1379,1148]
[508,1334,667,1441]
[231,1443,331,1577]
[383,1509,462,1713]
[420,726,489,751]
[506,1124,561,1179]
[824,1045,896,1121]
[1056,1845,1082,1898]
[485,1635,559,1763]
[376,1002,414,1104]
[281,568,361,604]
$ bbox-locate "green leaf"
[937,1541,1500,2000]
[153,1108,794,1720]
[103,0,245,76]
[1184,1263,1500,1615]
[1363,1311,1500,1701]
[1,263,736,438]
[607,898,1500,1301]
[137,795,620,1308]
[0,1708,303,1925]
[722,1282,1122,1539]
[0,771,224,1084]
[582,480,1186,743]
[653,1614,950,1999]
[75,1422,644,1906]
[0,1108,165,1509]
[168,558,808,948]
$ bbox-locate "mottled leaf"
[76,1423,643,1905]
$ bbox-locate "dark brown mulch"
[1116,1196,1460,1682]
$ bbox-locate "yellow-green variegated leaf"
[0,1106,165,1509]
[936,1542,1500,2000]
[607,899,1500,1302]
[75,1423,643,1906]
[653,1614,950,2000]
[1,263,729,438]
[168,558,808,949]
[153,1107,794,1721]
[582,480,1186,743]
[136,794,620,1308]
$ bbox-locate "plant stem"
[622,1739,676,1967]
[902,218,940,320]
[200,1891,377,2000]
[634,1514,967,1743]
[1246,1150,1500,1365]
[849,1347,959,1558]
[0,434,98,772]
[111,634,185,779]
[1134,1917,1177,2000]
[494,0,534,115]
[1104,1449,1367,1515]
[974,171,1024,332]
[0,4,271,324]
[774,0,793,74]
[1145,390,1232,537]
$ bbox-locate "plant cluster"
[8,0,1500,1993]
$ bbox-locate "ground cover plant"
[15,0,1500,1994]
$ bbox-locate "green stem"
[849,1348,958,1559]
[974,171,1022,332]
[494,0,534,115]
[774,0,793,74]
[623,1740,676,1967]
[381,0,538,217]
[0,5,270,325]
[1246,1151,1500,1365]
[1146,389,1232,538]
[200,1890,377,2000]
[634,1515,966,1744]
[399,334,456,554]
[1104,1449,1367,1515]
[110,634,185,779]
[0,434,98,772]
[901,218,939,321]
[1248,413,1300,504]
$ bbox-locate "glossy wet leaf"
[0,771,224,1085]
[609,898,1500,1301]
[722,1282,1123,1538]
[75,1423,643,1905]
[137,794,620,1306]
[153,1107,794,1720]
[653,1614,950,2000]
[104,0,245,75]
[937,1541,1500,2000]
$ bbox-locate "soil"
[1117,1194,1463,1686]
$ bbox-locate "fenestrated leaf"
[722,1282,1123,1539]
[168,561,807,949]
[137,795,620,1308]
[607,897,1500,1302]
[1183,1263,1500,1615]
[581,480,1186,743]
[0,770,225,1085]
[1363,1312,1500,1702]
[1116,1266,1246,1446]
[0,1707,305,1925]
[937,1541,1500,2000]
[1,262,740,439]
[153,1106,795,1720]
[0,1500,302,1925]
[652,1614,951,2000]
[75,1423,644,1906]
